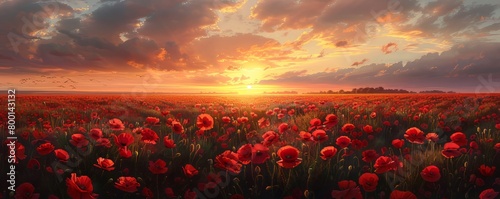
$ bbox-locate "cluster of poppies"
[2,94,500,199]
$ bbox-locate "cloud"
[351,58,368,66]
[335,41,349,47]
[260,41,500,92]
[381,42,398,54]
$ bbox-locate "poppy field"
[1,93,500,199]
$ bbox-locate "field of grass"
[1,93,499,199]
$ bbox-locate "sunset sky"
[1,0,500,94]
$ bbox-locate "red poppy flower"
[118,147,132,158]
[479,189,499,199]
[171,121,184,134]
[404,127,425,144]
[149,159,168,174]
[336,136,351,148]
[15,182,40,199]
[70,134,89,148]
[320,146,338,160]
[36,142,54,155]
[441,142,462,158]
[113,133,134,147]
[479,164,496,177]
[309,118,322,131]
[89,128,102,140]
[183,164,199,178]
[54,149,69,162]
[196,114,214,131]
[145,117,160,126]
[276,145,302,169]
[141,128,159,144]
[66,173,98,199]
[141,187,154,199]
[163,136,176,148]
[374,156,401,174]
[237,144,252,165]
[93,157,115,171]
[312,130,328,142]
[363,125,373,134]
[262,131,280,146]
[165,187,175,198]
[214,150,242,174]
[341,123,355,133]
[324,114,338,129]
[115,176,140,193]
[27,159,40,170]
[251,143,270,164]
[258,117,270,128]
[358,173,379,192]
[331,180,362,199]
[278,123,289,133]
[362,149,379,163]
[222,116,231,124]
[420,165,441,182]
[450,132,467,147]
[96,138,112,148]
[109,118,125,131]
[392,139,404,149]
[298,131,312,142]
[389,190,417,199]
[425,133,439,142]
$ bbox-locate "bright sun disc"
[247,85,252,89]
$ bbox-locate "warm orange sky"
[1,0,500,93]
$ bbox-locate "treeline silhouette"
[305,87,455,94]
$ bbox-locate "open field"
[1,93,499,199]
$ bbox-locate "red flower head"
[391,139,404,149]
[141,187,154,199]
[323,114,339,129]
[141,128,159,144]
[251,143,270,164]
[479,164,496,177]
[331,180,362,199]
[309,118,322,131]
[113,133,134,147]
[214,150,242,174]
[359,173,379,192]
[183,164,199,178]
[262,131,280,146]
[149,159,168,174]
[341,123,355,133]
[362,149,379,163]
[171,121,184,134]
[258,117,270,128]
[15,182,40,199]
[312,129,328,142]
[374,156,401,174]
[36,142,54,155]
[237,144,252,165]
[66,173,98,199]
[320,146,338,160]
[425,133,439,142]
[145,117,160,126]
[222,116,231,124]
[389,190,417,199]
[450,132,468,147]
[93,157,115,171]
[336,136,351,148]
[54,149,69,162]
[278,123,289,134]
[109,118,125,131]
[363,125,374,134]
[479,189,499,199]
[115,176,140,193]
[420,165,441,182]
[163,136,176,148]
[298,131,312,142]
[404,127,425,144]
[276,145,302,168]
[89,128,102,140]
[196,114,214,131]
[70,134,89,148]
[119,147,132,158]
[442,142,462,158]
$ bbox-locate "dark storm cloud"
[260,41,500,91]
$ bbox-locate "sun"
[247,85,252,89]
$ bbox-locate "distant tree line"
[305,87,417,94]
[263,91,299,94]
